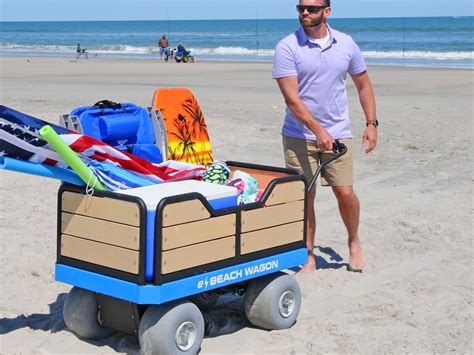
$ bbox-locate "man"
[273,0,378,272]
[158,34,169,61]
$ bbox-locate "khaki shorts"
[283,136,353,187]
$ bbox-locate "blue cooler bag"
[71,100,163,163]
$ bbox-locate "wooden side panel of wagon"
[57,186,148,284]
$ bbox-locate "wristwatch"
[366,119,379,127]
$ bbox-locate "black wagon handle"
[306,140,347,192]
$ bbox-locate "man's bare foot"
[348,240,365,272]
[300,252,316,273]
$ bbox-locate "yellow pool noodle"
[39,125,106,191]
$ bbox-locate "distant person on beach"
[158,34,169,61]
[76,43,88,59]
[273,0,378,272]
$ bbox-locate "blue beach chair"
[60,100,167,164]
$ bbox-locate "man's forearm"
[276,76,332,148]
[286,99,326,136]
[358,85,377,122]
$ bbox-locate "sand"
[0,56,472,354]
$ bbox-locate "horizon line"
[1,15,472,23]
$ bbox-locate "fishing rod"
[256,9,260,57]
[167,8,171,43]
[402,17,405,65]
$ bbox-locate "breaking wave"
[1,43,472,67]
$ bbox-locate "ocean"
[1,17,473,69]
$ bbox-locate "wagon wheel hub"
[278,290,296,318]
[175,321,197,351]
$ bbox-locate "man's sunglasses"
[296,5,327,13]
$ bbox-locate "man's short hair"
[326,0,331,6]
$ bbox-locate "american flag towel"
[0,106,69,166]
[0,105,205,190]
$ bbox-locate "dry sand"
[0,56,473,354]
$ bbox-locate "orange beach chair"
[152,88,213,166]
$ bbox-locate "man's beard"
[299,13,325,30]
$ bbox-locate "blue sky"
[1,0,473,21]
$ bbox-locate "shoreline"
[1,53,473,71]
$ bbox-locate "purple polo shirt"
[272,26,367,141]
